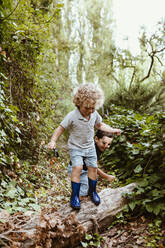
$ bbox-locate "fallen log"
[0,183,137,248]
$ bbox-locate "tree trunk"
[21,183,136,248]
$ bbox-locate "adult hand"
[106,175,116,183]
[47,141,56,149]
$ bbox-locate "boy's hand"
[47,141,56,149]
[106,175,116,183]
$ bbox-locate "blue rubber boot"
[70,181,81,210]
[88,177,101,206]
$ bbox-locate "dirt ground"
[99,218,165,248]
[74,214,165,248]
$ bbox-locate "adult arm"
[97,168,116,182]
[47,125,65,149]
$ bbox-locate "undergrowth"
[101,104,165,218]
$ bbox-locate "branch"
[139,40,165,83]
[107,73,119,84]
[155,55,164,66]
[139,53,154,83]
[129,67,136,89]
[156,47,165,53]
[0,0,21,23]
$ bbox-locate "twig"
[0,0,21,22]
[139,53,154,83]
[0,234,13,243]
[143,154,153,175]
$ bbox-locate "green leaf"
[17,186,25,196]
[5,188,17,199]
[0,73,8,79]
[132,149,139,155]
[15,127,21,133]
[134,165,143,173]
[146,204,153,213]
[14,207,27,212]
[129,201,136,211]
[85,233,92,240]
[12,116,19,122]
[29,203,40,211]
[136,187,145,194]
[81,242,88,248]
[1,180,7,188]
[0,218,7,223]
[153,206,160,215]
[0,130,6,137]
[138,179,149,187]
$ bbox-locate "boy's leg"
[68,164,88,198]
[88,166,97,180]
[84,148,100,205]
[70,165,82,209]
[71,166,82,182]
[88,167,101,206]
[69,148,91,209]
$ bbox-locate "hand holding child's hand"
[106,175,116,183]
[47,141,56,149]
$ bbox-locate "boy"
[68,130,116,199]
[48,83,121,209]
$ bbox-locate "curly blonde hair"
[73,83,104,110]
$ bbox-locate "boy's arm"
[97,168,116,182]
[96,122,121,135]
[47,125,65,149]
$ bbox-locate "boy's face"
[95,136,113,152]
[79,102,95,118]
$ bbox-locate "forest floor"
[39,145,165,248]
[0,144,164,248]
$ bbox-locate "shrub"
[101,105,165,218]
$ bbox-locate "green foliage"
[145,220,164,247]
[0,0,66,215]
[101,105,165,218]
[0,0,73,214]
[34,41,74,138]
[0,147,70,214]
[105,20,165,113]
[0,178,40,213]
[0,0,63,161]
[81,233,104,248]
[0,79,22,167]
[0,150,54,213]
[105,81,162,113]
